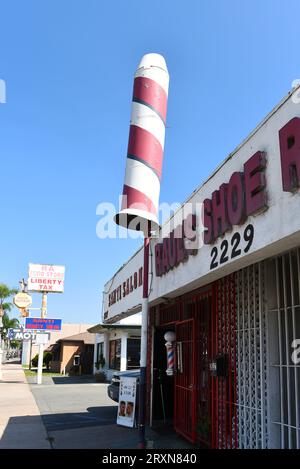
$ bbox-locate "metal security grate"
[157,302,179,326]
[174,319,196,442]
[236,263,268,449]
[267,247,300,449]
[212,275,238,449]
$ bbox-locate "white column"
[121,333,128,371]
[37,343,44,385]
[103,333,109,369]
[21,340,30,366]
[93,334,99,374]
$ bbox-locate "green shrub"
[44,352,53,370]
[31,354,39,367]
[95,354,106,370]
[31,351,53,369]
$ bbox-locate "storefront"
[103,88,300,448]
[88,323,141,381]
[147,250,300,449]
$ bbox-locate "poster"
[116,376,137,428]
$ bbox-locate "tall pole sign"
[114,53,169,448]
[27,263,65,384]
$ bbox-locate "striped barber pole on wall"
[115,53,169,233]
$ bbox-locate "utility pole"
[138,225,150,448]
[29,335,33,370]
[37,292,47,385]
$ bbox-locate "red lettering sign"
[155,215,198,277]
[227,172,246,226]
[204,151,268,244]
[279,117,300,192]
[244,151,267,215]
[108,268,143,307]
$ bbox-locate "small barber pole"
[164,331,176,376]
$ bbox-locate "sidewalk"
[0,362,50,449]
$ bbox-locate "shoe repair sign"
[117,376,137,428]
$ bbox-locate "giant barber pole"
[115,53,169,233]
[114,54,169,448]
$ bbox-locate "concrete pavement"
[0,362,50,449]
[28,377,193,449]
[0,363,193,449]
[29,377,143,448]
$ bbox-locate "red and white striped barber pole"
[164,331,176,376]
[114,53,169,449]
[114,53,169,233]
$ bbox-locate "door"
[81,345,94,374]
[174,319,196,443]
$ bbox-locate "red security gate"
[153,278,238,448]
[173,290,213,445]
[174,319,196,442]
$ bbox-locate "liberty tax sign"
[28,264,65,293]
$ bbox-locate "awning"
[87,324,141,334]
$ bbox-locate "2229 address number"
[210,224,254,270]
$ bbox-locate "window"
[109,339,121,370]
[127,338,141,369]
[97,342,104,362]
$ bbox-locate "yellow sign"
[13,293,32,309]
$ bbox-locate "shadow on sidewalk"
[25,374,97,385]
[51,375,96,385]
[0,415,50,449]
[0,406,194,449]
[0,406,137,449]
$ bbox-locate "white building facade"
[90,313,141,382]
[101,88,300,448]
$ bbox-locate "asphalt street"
[28,375,193,449]
[29,377,137,448]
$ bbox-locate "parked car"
[107,369,140,403]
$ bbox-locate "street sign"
[13,292,32,309]
[34,333,50,345]
[27,264,65,293]
[8,328,50,342]
[8,329,35,341]
[25,317,62,331]
[7,328,20,340]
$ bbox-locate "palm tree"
[0,283,19,342]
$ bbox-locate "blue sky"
[1,0,299,324]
